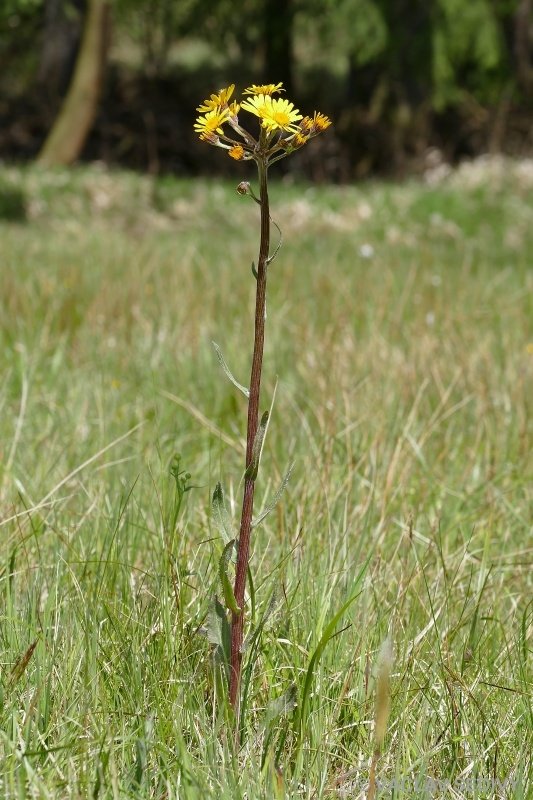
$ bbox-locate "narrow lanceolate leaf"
[212,482,234,545]
[252,462,295,527]
[245,410,269,481]
[265,684,298,726]
[212,341,249,398]
[206,596,231,667]
[219,540,241,615]
[266,217,283,265]
[205,598,225,648]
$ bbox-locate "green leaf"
[212,482,234,546]
[133,737,146,788]
[244,381,278,483]
[132,717,153,790]
[245,410,269,481]
[247,564,256,624]
[266,217,283,265]
[252,462,294,527]
[205,596,231,667]
[212,341,249,398]
[296,557,370,734]
[265,684,298,727]
[219,540,241,615]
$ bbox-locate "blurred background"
[1,0,532,181]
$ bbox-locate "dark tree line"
[1,0,532,176]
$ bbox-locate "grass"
[0,161,532,798]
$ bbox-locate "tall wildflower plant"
[194,83,331,730]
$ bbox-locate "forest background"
[1,0,533,180]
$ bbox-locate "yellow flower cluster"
[240,95,302,133]
[194,82,331,163]
[243,83,284,96]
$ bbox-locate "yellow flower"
[199,131,219,144]
[312,111,332,132]
[292,132,309,147]
[194,107,231,139]
[241,95,303,133]
[244,83,284,96]
[228,145,245,160]
[281,131,309,151]
[299,111,332,135]
[228,101,241,117]
[196,84,235,113]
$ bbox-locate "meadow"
[0,160,532,798]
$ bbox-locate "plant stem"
[229,158,270,718]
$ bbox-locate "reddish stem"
[229,159,270,718]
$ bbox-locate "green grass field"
[1,161,532,798]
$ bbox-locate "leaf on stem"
[267,217,283,265]
[245,410,269,481]
[205,596,231,667]
[219,540,241,615]
[212,482,234,546]
[252,462,295,527]
[212,341,249,398]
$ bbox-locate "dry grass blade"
[9,639,38,687]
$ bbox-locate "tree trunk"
[37,0,110,167]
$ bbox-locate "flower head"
[280,131,309,152]
[194,107,231,139]
[199,131,219,144]
[244,83,284,96]
[299,111,332,136]
[228,145,245,160]
[311,111,332,132]
[293,132,309,147]
[241,95,302,133]
[196,84,235,113]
